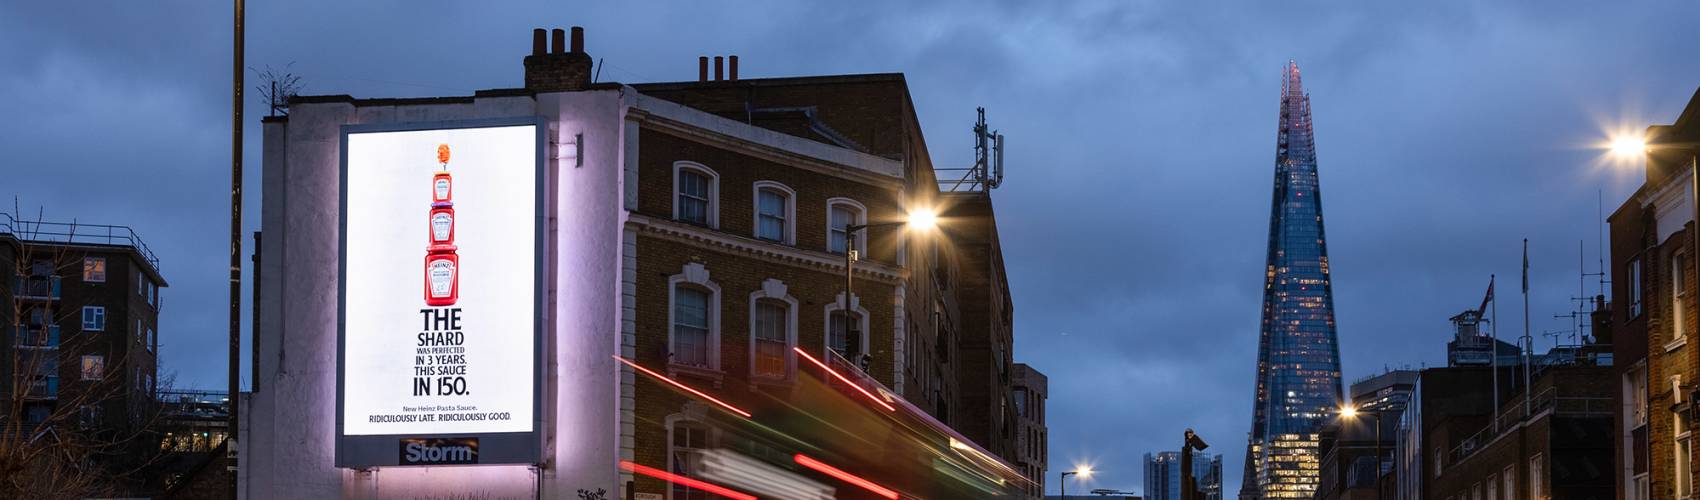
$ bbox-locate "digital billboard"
[337,118,545,467]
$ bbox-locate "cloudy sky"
[4,1,1697,495]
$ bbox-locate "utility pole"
[228,0,244,493]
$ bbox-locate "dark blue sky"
[4,1,1697,495]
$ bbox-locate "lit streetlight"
[838,209,937,371]
[1339,404,1383,500]
[1060,466,1092,498]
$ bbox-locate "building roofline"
[629,72,908,91]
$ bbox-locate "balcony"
[14,275,61,300]
[15,324,60,348]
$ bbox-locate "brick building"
[1014,363,1049,499]
[1609,87,1700,500]
[0,211,165,491]
[246,27,1035,498]
[1425,365,1613,500]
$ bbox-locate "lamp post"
[837,209,935,371]
[1060,467,1091,498]
[1340,405,1383,500]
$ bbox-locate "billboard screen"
[337,118,544,467]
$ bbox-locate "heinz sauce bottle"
[425,144,460,306]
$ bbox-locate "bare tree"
[0,206,173,499]
[254,63,304,117]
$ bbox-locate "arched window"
[668,263,720,370]
[826,198,867,255]
[825,292,871,366]
[673,161,718,228]
[752,181,796,244]
[749,279,798,380]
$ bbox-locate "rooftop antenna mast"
[939,107,1005,192]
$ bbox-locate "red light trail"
[793,347,897,412]
[619,460,756,500]
[613,355,752,418]
[793,453,900,499]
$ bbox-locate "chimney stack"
[698,57,709,82]
[728,55,738,81]
[531,29,546,56]
[713,56,724,81]
[525,26,594,92]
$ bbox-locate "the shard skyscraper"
[1239,61,1343,500]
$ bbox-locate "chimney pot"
[698,57,709,82]
[551,29,566,54]
[532,29,546,56]
[713,56,724,81]
[570,26,584,53]
[728,55,739,81]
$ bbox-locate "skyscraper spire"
[1239,61,1344,500]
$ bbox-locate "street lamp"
[1060,466,1092,498]
[1339,404,1383,500]
[837,209,936,371]
[1611,133,1700,333]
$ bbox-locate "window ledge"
[667,363,725,388]
[750,374,795,390]
[1669,336,1689,353]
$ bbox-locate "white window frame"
[751,181,796,245]
[1680,408,1694,500]
[1529,453,1543,500]
[747,279,798,381]
[82,257,106,283]
[1502,465,1514,500]
[824,292,871,363]
[1632,257,1645,318]
[826,197,867,255]
[1676,249,1689,345]
[667,263,721,371]
[664,414,717,500]
[80,355,104,381]
[82,306,105,332]
[672,161,719,228]
[1485,474,1496,500]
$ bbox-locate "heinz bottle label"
[428,259,455,297]
[433,175,452,202]
[431,210,454,243]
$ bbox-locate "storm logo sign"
[400,438,478,465]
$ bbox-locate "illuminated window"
[80,355,104,381]
[82,257,106,283]
[1679,410,1693,499]
[827,198,866,255]
[673,161,717,228]
[1677,250,1689,341]
[753,181,794,244]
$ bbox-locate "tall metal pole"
[1373,413,1382,500]
[843,229,855,359]
[1490,274,1499,433]
[1522,239,1532,417]
[228,0,244,493]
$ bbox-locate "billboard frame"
[335,116,548,468]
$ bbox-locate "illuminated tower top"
[1239,61,1344,500]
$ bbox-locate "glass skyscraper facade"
[1145,451,1223,500]
[1239,61,1344,500]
